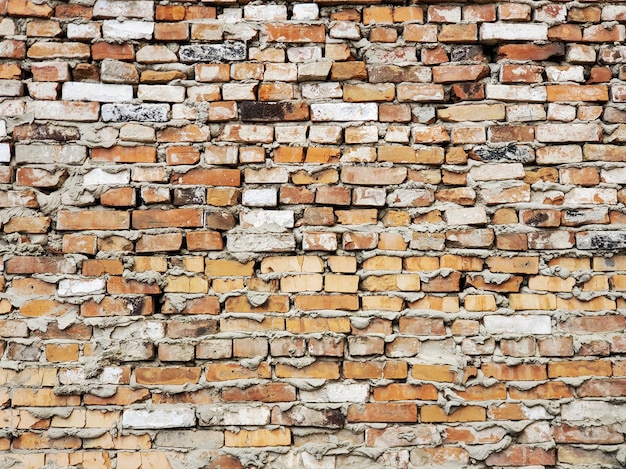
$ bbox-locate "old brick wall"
[1,0,626,467]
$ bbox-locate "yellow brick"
[361,274,420,292]
[205,259,255,276]
[261,256,324,273]
[327,256,357,273]
[164,275,209,293]
[464,295,497,312]
[528,275,576,292]
[280,274,323,292]
[225,428,291,447]
[183,256,204,272]
[408,295,459,313]
[403,256,440,271]
[362,296,404,311]
[324,275,359,293]
[509,294,557,310]
[362,255,402,271]
[133,256,168,272]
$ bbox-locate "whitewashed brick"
[506,104,547,122]
[480,23,548,42]
[545,66,585,83]
[222,83,257,101]
[94,0,154,18]
[353,187,386,206]
[302,83,343,100]
[536,124,602,143]
[241,210,295,229]
[66,23,101,40]
[311,103,378,122]
[470,163,525,181]
[0,80,22,97]
[15,144,87,164]
[62,82,133,103]
[0,143,10,163]
[244,4,287,21]
[83,168,130,187]
[445,207,487,226]
[330,22,361,40]
[292,4,319,20]
[561,401,626,423]
[102,20,154,40]
[288,47,322,63]
[138,85,185,103]
[601,168,626,184]
[58,278,106,297]
[484,315,551,335]
[300,384,369,403]
[564,188,617,205]
[242,188,278,207]
[536,145,582,164]
[122,408,196,429]
[227,233,296,252]
[198,405,270,426]
[486,85,547,103]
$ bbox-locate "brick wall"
[1,0,625,467]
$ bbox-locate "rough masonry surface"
[0,0,625,467]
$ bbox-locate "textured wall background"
[1,0,626,467]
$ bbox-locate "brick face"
[0,0,623,466]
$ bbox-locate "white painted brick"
[484,315,551,335]
[386,189,434,207]
[137,85,185,103]
[445,207,487,226]
[122,407,196,429]
[564,188,617,205]
[0,80,23,97]
[302,83,342,100]
[243,4,287,21]
[298,61,332,81]
[242,188,277,207]
[545,66,585,83]
[102,20,154,40]
[353,187,386,206]
[108,321,165,342]
[15,144,87,164]
[62,82,133,103]
[300,383,369,403]
[292,4,319,20]
[561,401,626,423]
[480,23,548,42]
[94,0,154,18]
[83,168,130,187]
[535,124,602,143]
[309,125,342,144]
[59,366,128,385]
[241,210,295,230]
[67,23,101,40]
[222,83,257,101]
[198,405,270,426]
[601,168,626,184]
[311,103,378,122]
[58,278,106,297]
[486,85,547,103]
[469,163,525,181]
[330,22,361,40]
[0,18,15,36]
[506,104,546,122]
[547,103,576,122]
[0,143,10,163]
[227,233,296,252]
[536,145,582,164]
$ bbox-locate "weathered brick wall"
[1,0,626,467]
